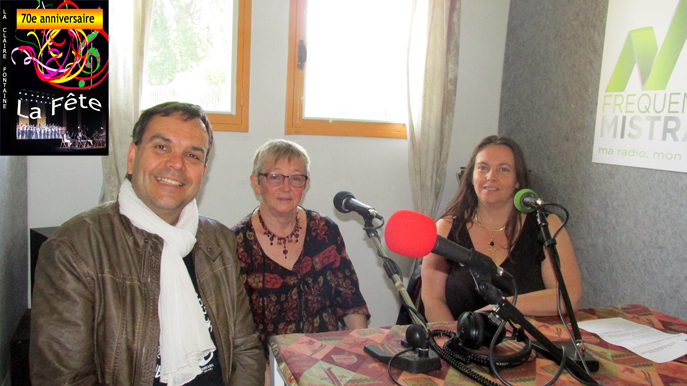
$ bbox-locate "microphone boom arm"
[534,208,583,348]
[363,217,426,327]
[473,277,599,385]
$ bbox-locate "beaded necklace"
[257,208,301,257]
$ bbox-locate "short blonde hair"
[252,139,311,176]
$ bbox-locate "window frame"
[144,0,251,132]
[206,0,251,132]
[284,0,407,139]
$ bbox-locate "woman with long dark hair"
[421,135,582,321]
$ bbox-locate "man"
[30,102,265,385]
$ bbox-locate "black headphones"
[441,311,533,368]
[455,311,506,349]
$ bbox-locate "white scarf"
[118,180,215,386]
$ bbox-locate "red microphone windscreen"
[385,210,438,258]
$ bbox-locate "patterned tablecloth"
[268,304,687,385]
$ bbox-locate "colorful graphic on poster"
[1,0,108,156]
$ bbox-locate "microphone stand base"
[364,344,442,374]
[532,341,600,372]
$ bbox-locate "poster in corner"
[0,0,108,156]
[593,0,687,173]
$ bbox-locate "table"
[268,304,687,385]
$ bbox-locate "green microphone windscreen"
[514,189,538,213]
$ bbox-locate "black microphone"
[433,235,510,281]
[514,189,542,213]
[333,191,383,220]
[385,210,509,280]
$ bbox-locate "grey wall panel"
[0,156,29,382]
[499,0,687,319]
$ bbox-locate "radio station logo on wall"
[593,0,687,173]
[0,0,109,156]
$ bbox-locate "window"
[141,0,251,132]
[286,0,412,138]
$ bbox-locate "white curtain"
[407,0,461,274]
[100,0,153,203]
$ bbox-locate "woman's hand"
[498,213,582,316]
[343,314,368,330]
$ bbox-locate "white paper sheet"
[578,317,687,363]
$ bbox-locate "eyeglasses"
[258,173,309,188]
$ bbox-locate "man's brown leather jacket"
[30,202,265,385]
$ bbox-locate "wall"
[499,0,687,320]
[0,156,29,385]
[438,0,510,211]
[26,0,507,328]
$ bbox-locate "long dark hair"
[440,135,530,252]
